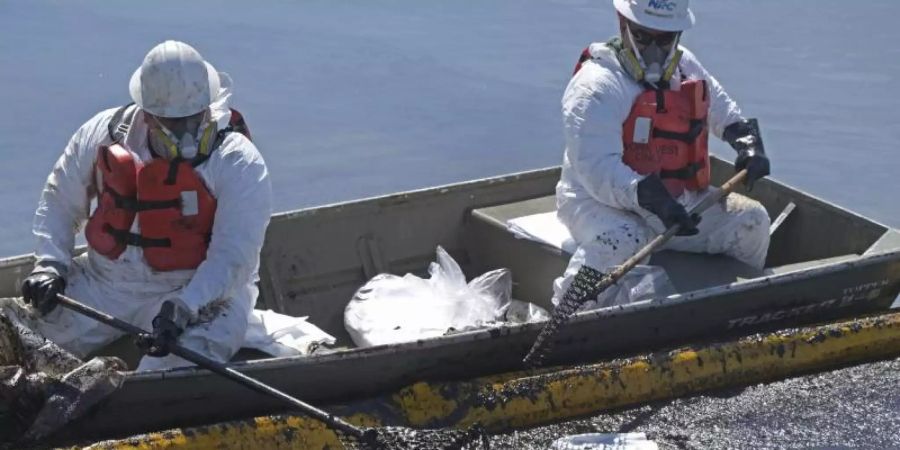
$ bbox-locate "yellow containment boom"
[84,311,900,450]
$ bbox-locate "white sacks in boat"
[242,309,336,357]
[345,246,548,347]
[555,249,678,311]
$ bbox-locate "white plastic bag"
[497,299,550,324]
[242,309,336,357]
[590,265,677,309]
[344,246,545,347]
[559,248,677,311]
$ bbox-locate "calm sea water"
[1,0,898,258]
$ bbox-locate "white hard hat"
[129,41,221,118]
[613,0,695,32]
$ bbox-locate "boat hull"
[56,248,900,442]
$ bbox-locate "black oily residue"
[475,363,623,412]
[477,369,577,410]
[596,231,619,252]
[345,426,490,450]
[489,356,900,449]
[774,343,786,358]
[475,378,538,411]
[478,354,668,415]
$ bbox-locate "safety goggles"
[629,26,680,47]
[149,110,206,137]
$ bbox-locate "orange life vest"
[84,105,250,271]
[572,45,710,198]
[85,144,217,271]
[621,78,710,197]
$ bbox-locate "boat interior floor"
[465,195,858,307]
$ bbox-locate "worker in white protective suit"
[16,40,272,371]
[552,0,772,308]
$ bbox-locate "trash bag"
[586,265,677,310]
[242,309,337,357]
[550,432,659,450]
[558,249,677,311]
[345,246,546,347]
[497,299,550,324]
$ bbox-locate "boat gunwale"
[0,167,560,269]
[268,165,563,222]
[261,161,896,244]
[124,247,900,382]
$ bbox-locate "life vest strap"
[103,224,172,248]
[659,160,706,180]
[106,186,180,212]
[652,119,705,144]
[107,103,138,143]
[654,88,666,113]
[573,47,593,75]
[164,160,181,185]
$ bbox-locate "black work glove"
[637,174,701,236]
[21,271,66,315]
[136,300,192,357]
[723,118,770,191]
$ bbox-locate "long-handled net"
[55,294,488,450]
[522,267,607,368]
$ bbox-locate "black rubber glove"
[136,300,192,357]
[723,118,770,191]
[21,271,66,315]
[637,174,701,236]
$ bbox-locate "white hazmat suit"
[553,42,770,306]
[24,73,272,371]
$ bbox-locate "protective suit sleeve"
[562,73,644,212]
[32,110,114,277]
[178,136,273,316]
[679,47,744,139]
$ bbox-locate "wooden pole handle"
[601,169,749,288]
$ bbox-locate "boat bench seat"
[464,195,766,309]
